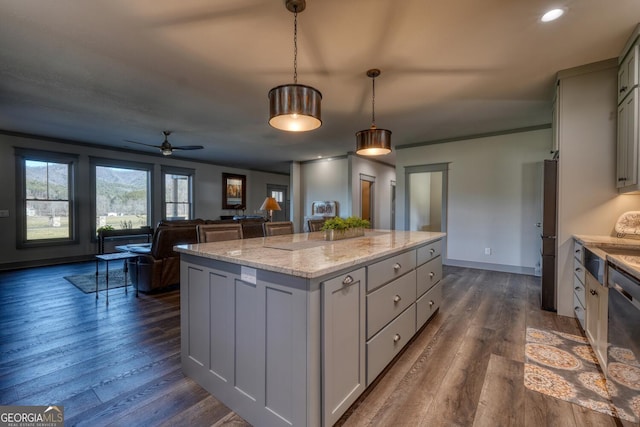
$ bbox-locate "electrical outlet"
[0,209,9,218]
[484,247,491,255]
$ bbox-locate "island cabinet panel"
[367,250,417,292]
[417,239,442,265]
[180,257,314,427]
[322,268,366,427]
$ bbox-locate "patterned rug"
[64,269,128,293]
[524,327,639,423]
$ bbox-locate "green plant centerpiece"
[321,216,370,241]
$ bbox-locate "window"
[162,166,194,221]
[91,158,152,235]
[15,148,78,247]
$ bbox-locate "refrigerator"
[540,158,558,312]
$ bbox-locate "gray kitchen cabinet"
[573,240,587,330]
[585,271,609,368]
[322,268,366,427]
[617,25,640,192]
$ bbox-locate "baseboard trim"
[0,255,94,272]
[445,259,536,276]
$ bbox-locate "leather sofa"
[133,217,266,292]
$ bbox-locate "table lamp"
[260,197,281,222]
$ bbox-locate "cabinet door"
[322,268,366,426]
[617,88,639,189]
[584,273,600,350]
[618,44,638,104]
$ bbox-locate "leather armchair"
[135,225,197,292]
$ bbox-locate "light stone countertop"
[175,230,446,279]
[574,234,640,279]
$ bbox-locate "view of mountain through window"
[25,160,70,240]
[96,166,149,230]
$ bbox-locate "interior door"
[360,174,375,227]
[266,184,288,222]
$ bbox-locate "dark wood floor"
[0,263,629,426]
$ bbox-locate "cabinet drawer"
[417,240,442,266]
[573,241,584,264]
[366,304,416,385]
[574,292,585,331]
[416,257,441,298]
[367,270,416,339]
[574,258,585,285]
[416,281,442,329]
[574,275,585,307]
[367,250,416,292]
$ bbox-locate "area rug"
[64,269,129,293]
[524,327,639,423]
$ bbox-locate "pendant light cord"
[293,8,298,84]
[371,76,376,127]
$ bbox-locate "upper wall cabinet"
[617,24,640,193]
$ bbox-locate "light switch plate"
[0,210,9,218]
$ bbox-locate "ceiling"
[1,1,639,174]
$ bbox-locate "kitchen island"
[175,230,445,427]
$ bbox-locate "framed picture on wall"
[312,201,337,217]
[222,173,246,209]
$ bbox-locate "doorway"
[360,174,375,227]
[405,164,448,256]
[266,184,288,222]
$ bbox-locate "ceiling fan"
[126,131,204,156]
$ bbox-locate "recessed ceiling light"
[541,8,565,22]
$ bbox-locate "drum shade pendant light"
[356,69,392,156]
[268,0,322,132]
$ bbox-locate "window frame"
[90,157,154,239]
[15,148,79,248]
[161,166,195,221]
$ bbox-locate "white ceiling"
[1,1,639,174]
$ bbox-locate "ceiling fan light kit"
[356,69,392,156]
[268,0,322,132]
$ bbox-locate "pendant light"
[268,0,322,132]
[356,69,392,156]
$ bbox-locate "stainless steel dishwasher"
[606,263,640,423]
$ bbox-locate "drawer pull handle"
[393,263,401,271]
[575,268,582,272]
[575,306,580,311]
[429,300,435,307]
[620,86,628,93]
[393,334,401,343]
[393,294,401,303]
[342,275,354,285]
[429,272,435,278]
[590,289,598,296]
[429,248,436,254]
[575,286,580,291]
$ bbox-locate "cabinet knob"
[575,268,582,272]
[393,263,401,271]
[575,286,580,291]
[393,294,402,303]
[575,306,580,311]
[620,86,628,93]
[429,300,435,307]
[342,275,354,285]
[393,334,401,343]
[619,177,626,182]
[429,248,436,255]
[590,289,598,296]
[429,272,435,278]
[575,249,580,253]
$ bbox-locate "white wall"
[396,128,552,273]
[0,133,289,268]
[556,62,640,317]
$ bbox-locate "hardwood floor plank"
[472,354,525,427]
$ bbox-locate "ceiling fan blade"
[125,139,162,149]
[172,145,204,151]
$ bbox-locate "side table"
[95,252,139,305]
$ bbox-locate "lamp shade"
[268,84,322,132]
[259,197,281,212]
[355,127,392,156]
